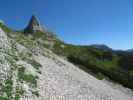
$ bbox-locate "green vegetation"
[0,96,8,100]
[13,32,37,48]
[0,22,12,33]
[31,90,39,96]
[18,67,38,87]
[26,59,42,70]
[0,24,42,100]
[19,29,133,90]
[14,86,24,100]
[2,77,13,99]
[50,42,133,90]
[1,21,133,100]
[33,31,47,39]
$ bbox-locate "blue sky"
[0,0,133,50]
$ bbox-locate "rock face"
[0,27,11,92]
[24,15,46,33]
[0,27,10,50]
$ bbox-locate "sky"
[0,0,133,50]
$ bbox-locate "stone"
[24,15,46,33]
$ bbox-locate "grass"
[33,31,46,39]
[2,77,13,99]
[95,73,107,80]
[18,67,38,87]
[0,22,12,33]
[14,86,24,100]
[26,59,42,70]
[10,32,37,49]
[0,96,8,100]
[31,90,39,97]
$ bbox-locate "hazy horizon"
[0,0,133,50]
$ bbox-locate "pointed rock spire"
[24,15,46,33]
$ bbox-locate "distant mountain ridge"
[90,44,113,51]
[126,49,133,53]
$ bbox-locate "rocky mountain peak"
[24,15,46,33]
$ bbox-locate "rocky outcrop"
[24,15,46,33]
[0,27,10,79]
[0,27,11,95]
[0,27,42,99]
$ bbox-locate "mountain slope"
[0,27,42,99]
[49,42,133,90]
[34,50,133,100]
[0,18,133,100]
